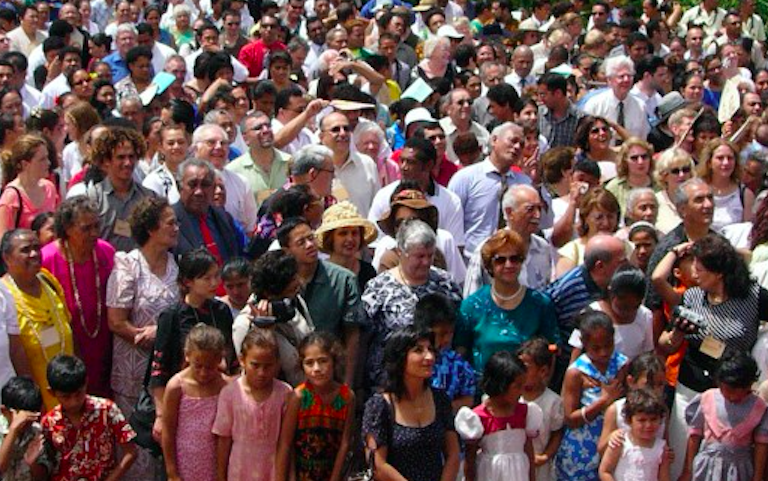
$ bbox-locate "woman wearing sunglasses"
[653,147,696,234]
[455,229,560,376]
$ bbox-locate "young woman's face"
[626,145,651,177]
[588,121,611,148]
[185,263,221,300]
[71,70,93,99]
[710,145,736,181]
[240,346,279,390]
[301,343,335,388]
[682,75,704,103]
[664,162,692,191]
[330,226,362,257]
[404,339,435,380]
[186,349,222,385]
[518,104,538,123]
[1,91,22,117]
[629,230,656,270]
[37,217,56,246]
[23,145,50,180]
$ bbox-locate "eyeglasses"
[492,254,525,266]
[669,166,692,175]
[186,180,214,189]
[226,21,241,26]
[590,126,609,134]
[629,153,650,161]
[327,125,351,133]
[456,99,472,106]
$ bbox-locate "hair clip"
[30,107,43,119]
[548,344,558,353]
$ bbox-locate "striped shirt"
[545,266,603,350]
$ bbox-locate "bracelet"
[581,407,589,423]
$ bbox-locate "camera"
[673,305,705,330]
[271,298,296,323]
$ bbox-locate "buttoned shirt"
[142,164,180,204]
[448,158,533,255]
[504,71,537,96]
[87,178,156,252]
[7,27,46,57]
[583,89,650,141]
[677,5,726,40]
[303,260,364,337]
[227,148,291,207]
[538,102,585,148]
[218,168,259,232]
[439,117,490,165]
[630,85,662,123]
[743,14,767,42]
[333,150,381,218]
[103,51,130,83]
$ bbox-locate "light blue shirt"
[447,158,531,256]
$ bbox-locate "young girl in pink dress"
[162,324,229,481]
[213,328,299,481]
[681,351,768,481]
[456,350,542,481]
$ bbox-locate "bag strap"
[4,185,22,228]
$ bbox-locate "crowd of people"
[0,0,768,480]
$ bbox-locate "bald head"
[512,46,534,78]
[584,234,627,288]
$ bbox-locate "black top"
[149,299,236,388]
[358,261,377,293]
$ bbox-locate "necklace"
[492,283,524,302]
[64,241,102,339]
[6,274,66,362]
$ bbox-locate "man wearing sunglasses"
[440,88,490,164]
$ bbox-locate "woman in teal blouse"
[455,229,560,373]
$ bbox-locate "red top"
[473,402,528,435]
[238,39,286,77]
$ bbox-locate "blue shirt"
[431,348,475,400]
[545,266,602,351]
[103,51,130,83]
[447,158,532,255]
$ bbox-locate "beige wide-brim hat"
[315,201,378,253]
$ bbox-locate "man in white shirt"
[272,85,324,156]
[319,112,380,217]
[504,46,536,96]
[184,24,249,83]
[7,6,47,57]
[0,53,41,117]
[630,55,667,122]
[440,88,490,164]
[677,0,726,41]
[192,124,259,232]
[584,55,650,141]
[137,23,177,76]
[40,47,83,109]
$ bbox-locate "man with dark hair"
[41,46,82,108]
[7,5,45,56]
[486,83,520,124]
[252,79,278,118]
[631,55,668,121]
[589,0,611,30]
[2,52,41,114]
[272,84,326,154]
[646,18,671,57]
[136,22,176,75]
[537,72,584,148]
[622,32,651,64]
[185,23,248,83]
[238,15,286,79]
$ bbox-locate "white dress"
[525,389,564,481]
[569,301,654,361]
[456,402,543,481]
[614,435,665,481]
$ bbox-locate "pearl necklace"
[6,274,66,362]
[64,241,102,339]
[492,283,524,303]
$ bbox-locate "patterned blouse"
[362,268,462,389]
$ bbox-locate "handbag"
[343,446,375,481]
[129,354,163,457]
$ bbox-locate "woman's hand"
[134,325,157,349]
[671,242,693,258]
[152,416,163,443]
[533,453,549,467]
[569,180,589,205]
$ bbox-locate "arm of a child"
[439,430,460,481]
[651,246,688,307]
[659,441,672,481]
[104,441,137,481]
[678,433,702,481]
[0,410,39,473]
[752,442,768,481]
[463,440,479,481]
[275,390,300,481]
[569,348,582,366]
[525,437,535,481]
[562,368,585,429]
[597,440,621,481]
[161,376,183,481]
[329,390,356,481]
[540,428,563,466]
[598,403,619,455]
[216,436,233,481]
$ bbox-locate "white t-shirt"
[0,283,19,402]
[569,300,654,361]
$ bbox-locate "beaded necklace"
[64,241,101,339]
[6,274,66,362]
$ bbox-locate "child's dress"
[455,401,543,481]
[294,382,353,481]
[175,378,220,481]
[555,351,628,481]
[614,435,666,481]
[685,389,768,481]
[212,376,293,481]
[526,388,564,481]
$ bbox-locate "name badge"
[114,219,132,238]
[700,335,726,360]
[39,326,60,349]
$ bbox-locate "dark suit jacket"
[172,203,243,261]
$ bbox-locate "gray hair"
[491,121,522,138]
[53,196,99,239]
[164,54,186,69]
[192,124,228,147]
[479,61,504,81]
[501,184,539,214]
[116,23,138,36]
[287,36,309,53]
[673,177,710,209]
[423,36,450,59]
[173,5,192,18]
[118,95,141,112]
[316,49,339,74]
[396,219,436,253]
[290,144,333,176]
[603,55,635,78]
[239,110,269,134]
[626,187,657,213]
[177,158,216,183]
[203,109,232,126]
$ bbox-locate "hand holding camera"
[672,305,704,334]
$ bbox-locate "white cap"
[437,25,464,39]
[404,108,438,128]
[518,18,545,32]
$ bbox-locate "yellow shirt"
[4,270,73,410]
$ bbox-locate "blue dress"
[555,351,628,481]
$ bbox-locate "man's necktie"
[617,101,625,128]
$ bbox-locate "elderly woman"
[555,188,622,277]
[354,121,399,186]
[0,134,59,238]
[115,46,154,100]
[455,229,559,374]
[363,219,462,389]
[575,116,619,182]
[617,188,659,233]
[2,229,73,410]
[653,147,695,234]
[605,138,657,216]
[170,5,194,47]
[697,138,754,231]
[362,325,460,481]
[40,196,115,398]
[315,201,378,292]
[658,234,768,479]
[415,36,455,84]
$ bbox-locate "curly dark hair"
[574,115,610,153]
[692,233,753,299]
[250,250,298,298]
[90,126,147,167]
[128,197,170,247]
[622,388,667,422]
[53,196,99,239]
[383,326,434,398]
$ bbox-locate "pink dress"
[0,179,59,229]
[212,376,292,481]
[176,378,220,481]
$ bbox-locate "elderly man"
[102,24,137,82]
[173,158,244,261]
[505,46,536,96]
[227,111,291,207]
[319,113,380,217]
[192,124,259,232]
[441,88,491,164]
[546,234,628,389]
[472,61,505,127]
[448,122,532,256]
[87,127,156,252]
[584,55,650,141]
[464,184,552,296]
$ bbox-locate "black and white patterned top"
[679,283,768,392]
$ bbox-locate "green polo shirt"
[226,148,291,206]
[303,260,364,336]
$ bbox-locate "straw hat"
[377,189,439,237]
[315,201,378,253]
